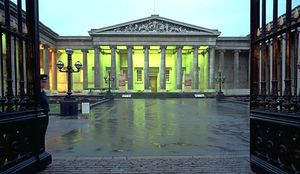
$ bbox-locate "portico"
[39,15,250,94]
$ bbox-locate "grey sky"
[13,0,299,36]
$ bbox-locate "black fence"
[250,0,300,173]
[0,0,51,173]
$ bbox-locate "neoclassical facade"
[39,15,250,94]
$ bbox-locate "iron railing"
[0,0,51,173]
[250,0,300,173]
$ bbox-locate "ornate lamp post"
[56,48,82,116]
[216,71,225,100]
[104,70,114,99]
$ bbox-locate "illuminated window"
[166,69,170,82]
[137,69,142,81]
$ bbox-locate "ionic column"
[219,50,225,73]
[144,46,150,91]
[193,46,199,91]
[110,45,116,90]
[160,45,166,91]
[209,46,215,89]
[282,34,286,93]
[127,46,133,91]
[234,50,240,88]
[176,46,183,90]
[82,49,88,90]
[52,49,57,91]
[44,45,50,89]
[94,46,100,88]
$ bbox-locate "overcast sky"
[13,0,299,36]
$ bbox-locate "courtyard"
[41,99,251,173]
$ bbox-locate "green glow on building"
[54,45,209,93]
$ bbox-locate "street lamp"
[57,48,82,116]
[215,71,225,100]
[104,70,114,99]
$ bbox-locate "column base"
[127,90,135,93]
[144,89,152,93]
[175,89,183,92]
[159,89,167,93]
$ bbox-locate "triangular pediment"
[89,15,220,36]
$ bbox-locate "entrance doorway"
[149,76,157,92]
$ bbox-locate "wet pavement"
[45,99,249,157]
[42,99,251,173]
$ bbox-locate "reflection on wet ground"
[46,99,249,157]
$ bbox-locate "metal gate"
[0,0,51,173]
[250,0,300,173]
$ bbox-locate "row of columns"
[45,45,243,92]
[258,29,300,96]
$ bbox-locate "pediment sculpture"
[111,20,199,33]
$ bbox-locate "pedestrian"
[40,74,49,114]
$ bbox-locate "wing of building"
[2,3,251,95]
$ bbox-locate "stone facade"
[37,15,250,95]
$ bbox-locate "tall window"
[166,69,170,82]
[137,69,142,81]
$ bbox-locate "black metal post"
[57,48,82,116]
[66,48,73,98]
[104,70,114,99]
[216,71,225,100]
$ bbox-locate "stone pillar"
[127,46,133,91]
[282,34,286,93]
[94,46,100,88]
[209,46,215,89]
[160,45,166,91]
[176,46,183,90]
[82,49,88,90]
[144,46,150,91]
[52,49,57,91]
[110,45,116,90]
[193,46,199,91]
[234,50,240,88]
[43,45,50,90]
[269,40,273,92]
[219,50,225,73]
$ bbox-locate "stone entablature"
[216,37,250,50]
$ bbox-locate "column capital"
[160,45,167,50]
[176,45,183,50]
[219,49,226,53]
[143,45,150,49]
[193,46,199,50]
[81,49,89,53]
[234,49,241,53]
[127,45,133,50]
[110,45,117,50]
[43,44,50,49]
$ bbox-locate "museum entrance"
[149,76,157,92]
